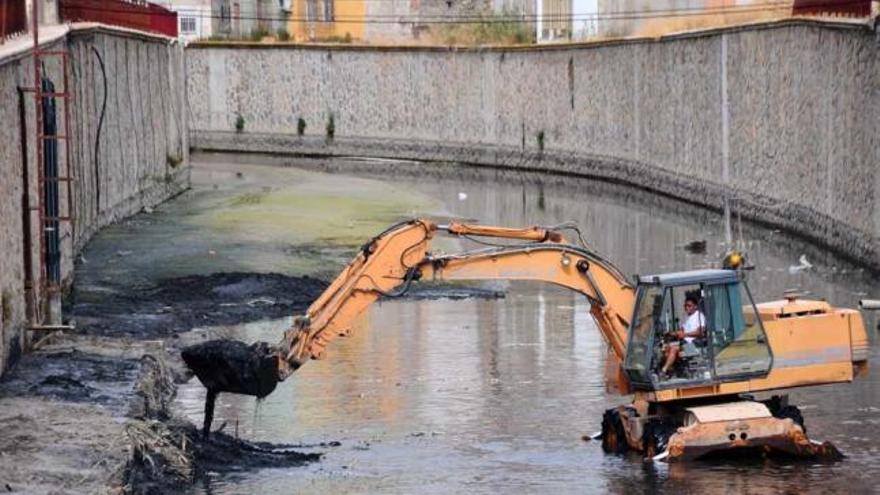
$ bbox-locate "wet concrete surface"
[4,153,879,493]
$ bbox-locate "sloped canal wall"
[186,19,880,269]
[0,25,189,374]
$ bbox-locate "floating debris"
[682,240,707,254]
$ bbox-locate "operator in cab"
[660,295,705,377]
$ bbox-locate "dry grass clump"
[123,420,194,485]
[129,354,176,420]
[432,9,535,45]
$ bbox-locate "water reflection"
[174,156,878,493]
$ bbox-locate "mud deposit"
[125,419,322,494]
[0,348,139,410]
[69,272,327,338]
[0,272,331,493]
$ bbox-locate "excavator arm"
[276,219,636,386]
[184,218,869,460]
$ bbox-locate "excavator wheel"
[642,418,676,458]
[775,405,806,434]
[762,396,807,434]
[601,408,629,454]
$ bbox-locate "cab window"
[624,285,664,384]
[708,283,772,378]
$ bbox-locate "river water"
[164,155,879,494]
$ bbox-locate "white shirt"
[681,311,705,343]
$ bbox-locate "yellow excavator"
[183,219,870,461]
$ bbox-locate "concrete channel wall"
[186,19,880,269]
[0,25,189,374]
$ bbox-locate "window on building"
[306,0,318,21]
[233,2,241,35]
[180,16,197,34]
[219,0,231,33]
[323,0,334,22]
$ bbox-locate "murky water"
[162,154,880,493]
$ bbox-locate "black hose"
[91,46,107,216]
[373,267,420,298]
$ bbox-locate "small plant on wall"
[234,114,245,133]
[326,112,335,141]
[297,117,307,136]
[536,130,545,153]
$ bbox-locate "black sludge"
[182,339,282,438]
[181,339,281,398]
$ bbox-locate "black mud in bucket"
[182,339,282,437]
[182,339,281,398]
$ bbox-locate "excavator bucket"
[181,339,281,398]
[658,402,843,462]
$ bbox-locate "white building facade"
[156,0,213,42]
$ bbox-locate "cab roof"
[636,269,740,286]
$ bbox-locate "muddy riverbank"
[69,272,328,339]
[0,270,331,493]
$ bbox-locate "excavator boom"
[278,219,635,386]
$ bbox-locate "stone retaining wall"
[0,25,189,374]
[186,19,880,268]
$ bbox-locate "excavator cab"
[623,269,773,390]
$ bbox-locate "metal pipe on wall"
[17,87,35,326]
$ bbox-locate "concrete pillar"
[720,32,732,246]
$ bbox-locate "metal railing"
[1,0,27,44]
[792,0,872,17]
[59,0,178,37]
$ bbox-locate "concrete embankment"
[186,19,880,270]
[0,25,189,374]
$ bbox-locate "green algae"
[208,188,429,246]
[177,161,447,275]
[76,158,455,286]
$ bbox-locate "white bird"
[788,254,813,274]
[457,192,468,201]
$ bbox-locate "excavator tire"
[642,418,676,458]
[775,405,806,434]
[601,408,629,454]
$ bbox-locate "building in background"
[792,0,872,17]
[288,0,525,43]
[25,0,60,27]
[288,0,365,41]
[536,0,572,41]
[595,0,792,39]
[157,0,213,41]
[58,0,179,37]
[212,0,286,39]
[572,0,599,39]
